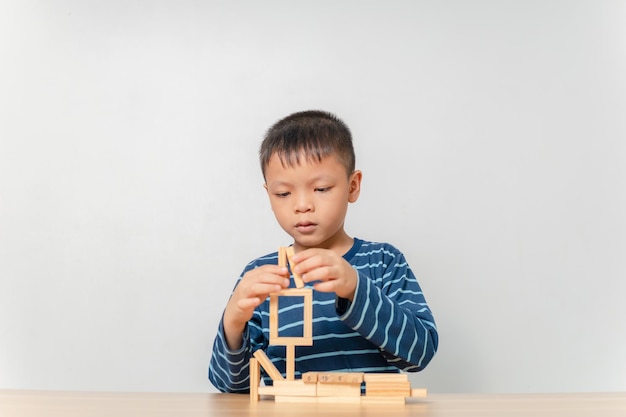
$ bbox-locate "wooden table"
[1,390,625,417]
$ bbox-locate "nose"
[294,192,313,213]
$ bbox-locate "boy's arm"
[338,250,438,371]
[208,315,253,393]
[209,307,269,392]
[209,257,288,392]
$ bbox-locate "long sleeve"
[208,254,278,393]
[339,242,438,371]
[208,240,437,393]
[208,318,252,393]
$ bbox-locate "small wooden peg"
[285,246,305,288]
[278,246,288,267]
[253,349,284,381]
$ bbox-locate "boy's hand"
[222,265,289,350]
[291,248,358,300]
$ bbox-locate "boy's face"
[264,152,362,254]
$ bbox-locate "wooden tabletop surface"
[1,390,625,417]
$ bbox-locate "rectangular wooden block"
[317,396,362,404]
[316,372,364,384]
[286,246,305,288]
[257,386,277,396]
[249,358,260,402]
[360,396,407,405]
[302,372,318,384]
[269,288,313,346]
[285,345,295,381]
[274,395,319,403]
[272,380,317,397]
[365,381,411,397]
[363,373,408,382]
[316,382,362,397]
[253,350,284,381]
[411,388,428,398]
[278,246,288,267]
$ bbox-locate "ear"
[348,170,362,203]
[263,183,275,212]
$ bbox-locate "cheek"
[269,202,289,220]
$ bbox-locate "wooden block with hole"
[269,288,313,346]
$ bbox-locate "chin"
[292,236,325,249]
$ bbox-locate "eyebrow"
[267,175,336,189]
[266,180,291,189]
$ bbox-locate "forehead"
[265,152,345,183]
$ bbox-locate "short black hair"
[259,110,355,179]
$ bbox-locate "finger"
[293,255,329,277]
[243,270,290,288]
[237,297,262,310]
[251,282,287,296]
[290,248,324,264]
[300,266,336,283]
[270,265,290,276]
[252,265,290,277]
[312,281,337,294]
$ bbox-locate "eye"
[315,187,331,193]
[275,191,291,198]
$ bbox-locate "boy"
[209,110,437,393]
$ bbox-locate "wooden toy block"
[317,372,364,384]
[317,396,362,404]
[253,350,284,381]
[285,345,295,380]
[360,396,406,405]
[316,382,362,397]
[272,380,317,397]
[274,395,319,403]
[269,288,313,346]
[363,373,408,382]
[303,371,364,384]
[249,358,260,402]
[249,246,429,405]
[285,246,305,288]
[272,394,360,404]
[411,388,428,398]
[302,372,319,384]
[278,246,288,267]
[257,386,276,396]
[364,380,411,397]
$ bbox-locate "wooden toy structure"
[249,246,428,404]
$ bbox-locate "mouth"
[295,221,317,233]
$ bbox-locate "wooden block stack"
[361,373,411,404]
[305,372,362,402]
[247,246,428,405]
[252,369,426,404]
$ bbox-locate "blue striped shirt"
[208,238,438,393]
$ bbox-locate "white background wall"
[1,0,625,394]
